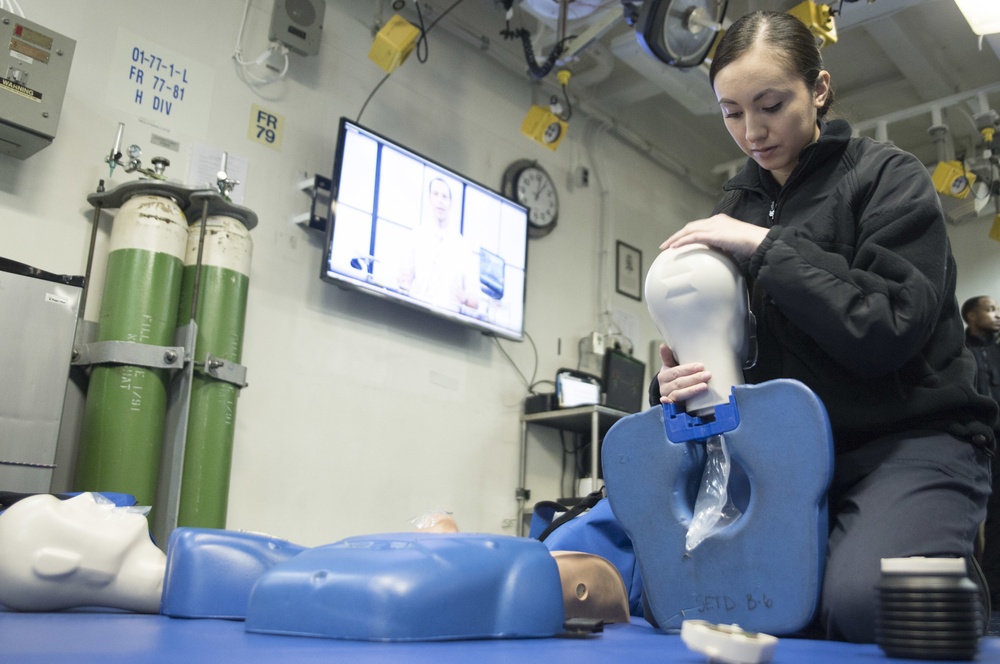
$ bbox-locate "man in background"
[963,295,1000,608]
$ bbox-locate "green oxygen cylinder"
[176,214,252,528]
[75,193,189,509]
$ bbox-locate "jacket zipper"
[768,144,820,226]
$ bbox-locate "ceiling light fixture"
[953,0,1000,36]
[633,0,728,69]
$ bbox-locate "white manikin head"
[0,493,166,612]
[645,243,748,417]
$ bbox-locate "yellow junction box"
[368,14,420,74]
[787,0,838,48]
[932,160,976,199]
[521,105,568,151]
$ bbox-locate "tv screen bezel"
[321,117,529,342]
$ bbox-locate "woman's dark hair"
[709,11,835,118]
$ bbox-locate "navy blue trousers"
[819,432,991,642]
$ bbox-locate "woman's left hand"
[660,213,769,258]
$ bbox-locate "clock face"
[501,160,559,238]
[515,166,558,228]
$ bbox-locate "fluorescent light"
[954,0,1000,35]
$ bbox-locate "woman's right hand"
[655,343,713,406]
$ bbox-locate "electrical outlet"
[592,332,605,355]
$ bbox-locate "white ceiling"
[379,0,1000,194]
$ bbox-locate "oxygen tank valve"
[151,157,170,177]
[216,151,240,199]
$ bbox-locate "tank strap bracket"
[196,354,248,388]
[72,339,189,371]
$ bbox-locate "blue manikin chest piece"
[602,379,834,635]
[244,532,565,641]
[161,528,307,619]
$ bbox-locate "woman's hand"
[660,213,768,258]
[655,343,712,406]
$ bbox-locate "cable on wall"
[0,0,24,17]
[232,0,289,87]
[492,330,550,397]
[356,0,468,123]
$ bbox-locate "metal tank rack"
[55,170,258,548]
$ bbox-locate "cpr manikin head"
[0,492,166,613]
[645,243,749,417]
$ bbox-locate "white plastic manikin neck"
[645,243,748,417]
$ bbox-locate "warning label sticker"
[0,77,42,102]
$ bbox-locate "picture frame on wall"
[615,240,642,302]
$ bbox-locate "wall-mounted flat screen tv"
[322,118,529,341]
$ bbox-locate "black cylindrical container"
[876,557,982,661]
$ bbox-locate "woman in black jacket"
[652,10,998,642]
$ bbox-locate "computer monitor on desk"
[602,349,645,413]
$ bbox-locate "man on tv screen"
[398,176,481,313]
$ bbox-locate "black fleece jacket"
[653,119,997,453]
[966,331,1000,406]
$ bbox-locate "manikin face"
[713,45,830,186]
[428,179,452,227]
[0,493,165,612]
[967,297,1000,336]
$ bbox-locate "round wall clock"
[502,159,559,238]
